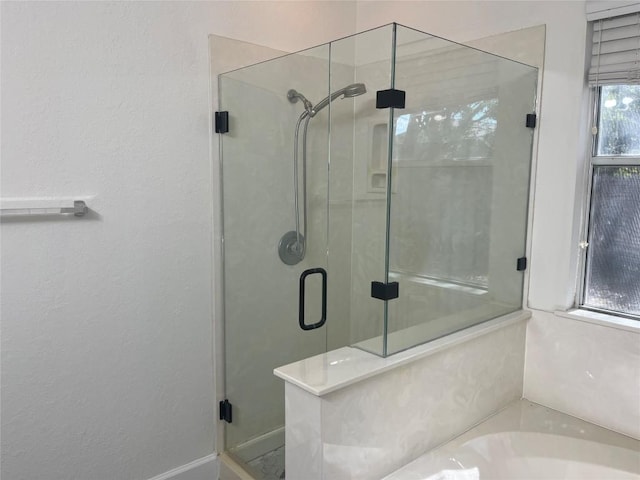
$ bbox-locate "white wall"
[0,2,356,480]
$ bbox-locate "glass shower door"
[219,45,331,474]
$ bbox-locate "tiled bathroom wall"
[524,310,640,439]
[284,318,527,479]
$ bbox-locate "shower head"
[310,83,367,117]
[342,83,367,98]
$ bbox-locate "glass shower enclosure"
[217,23,537,477]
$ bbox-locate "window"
[582,88,640,318]
[581,13,640,319]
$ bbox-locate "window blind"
[589,12,640,85]
[587,1,640,21]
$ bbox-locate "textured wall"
[0,2,357,479]
[0,3,216,479]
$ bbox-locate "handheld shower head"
[310,83,367,117]
[342,83,367,98]
[287,84,367,119]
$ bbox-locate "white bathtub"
[384,400,640,480]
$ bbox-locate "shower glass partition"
[382,25,538,355]
[218,25,392,472]
[217,23,536,474]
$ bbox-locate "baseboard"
[220,453,256,480]
[230,426,285,463]
[147,453,219,480]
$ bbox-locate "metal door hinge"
[219,399,233,423]
[215,111,229,134]
[525,113,537,128]
[376,89,406,109]
[516,257,527,271]
[371,281,399,300]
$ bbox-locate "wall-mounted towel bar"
[0,200,88,217]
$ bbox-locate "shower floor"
[246,445,285,480]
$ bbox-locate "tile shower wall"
[524,310,640,439]
[285,319,527,479]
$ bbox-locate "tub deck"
[384,400,640,479]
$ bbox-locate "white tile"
[319,321,526,479]
[524,310,640,439]
[285,383,323,479]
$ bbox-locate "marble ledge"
[274,310,530,397]
[554,309,640,334]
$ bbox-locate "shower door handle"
[299,268,327,331]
